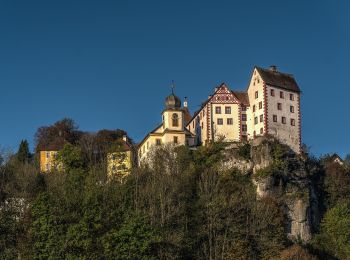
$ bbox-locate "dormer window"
[172,113,179,127]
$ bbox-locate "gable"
[211,83,240,104]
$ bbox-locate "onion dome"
[165,93,181,109]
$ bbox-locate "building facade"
[138,65,301,165]
[138,92,195,163]
[39,150,59,172]
[247,66,301,152]
[187,65,301,153]
[107,135,133,179]
[187,84,249,144]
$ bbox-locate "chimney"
[183,97,188,108]
[122,135,128,142]
[269,65,277,72]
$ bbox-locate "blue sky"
[0,0,349,157]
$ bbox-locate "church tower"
[137,88,195,164]
[162,91,185,131]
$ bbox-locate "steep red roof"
[231,91,249,106]
[256,66,300,93]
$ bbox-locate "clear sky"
[0,0,349,157]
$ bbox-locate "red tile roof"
[256,67,300,93]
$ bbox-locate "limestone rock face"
[249,137,318,243]
[220,137,320,243]
[220,143,253,174]
[286,198,312,242]
[250,137,274,174]
[220,155,253,174]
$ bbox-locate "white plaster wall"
[211,103,240,141]
[247,68,265,138]
[266,85,300,153]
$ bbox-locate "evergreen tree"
[17,140,30,164]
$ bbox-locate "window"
[260,114,263,123]
[255,91,258,99]
[172,113,179,127]
[192,121,194,128]
[173,136,178,144]
[259,101,262,109]
[201,122,203,129]
[273,115,277,122]
[291,118,295,126]
[217,118,223,125]
[290,94,294,101]
[253,130,256,136]
[46,164,50,171]
[242,114,247,121]
[260,128,263,134]
[242,106,247,111]
[280,91,284,98]
[254,116,258,125]
[277,103,282,110]
[282,117,286,124]
[253,105,256,112]
[270,89,275,96]
[227,118,233,125]
[215,106,221,114]
[242,124,247,132]
[147,142,149,149]
[46,152,50,159]
[225,106,231,114]
[290,106,294,113]
[156,139,161,145]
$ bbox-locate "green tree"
[17,139,30,164]
[102,214,159,259]
[313,202,350,259]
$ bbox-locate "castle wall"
[266,85,301,153]
[211,103,240,142]
[247,68,266,138]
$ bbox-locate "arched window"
[172,113,179,127]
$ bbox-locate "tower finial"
[171,80,175,94]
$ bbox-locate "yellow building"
[138,91,195,164]
[39,150,59,172]
[107,135,133,179]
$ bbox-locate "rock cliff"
[223,136,320,243]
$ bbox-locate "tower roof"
[165,93,181,109]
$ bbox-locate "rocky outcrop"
[250,137,318,243]
[250,137,274,174]
[222,136,320,243]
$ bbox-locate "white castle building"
[138,65,301,162]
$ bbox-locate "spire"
[183,97,188,108]
[171,80,175,94]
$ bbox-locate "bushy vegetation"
[0,120,349,259]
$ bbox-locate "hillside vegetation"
[0,122,349,259]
